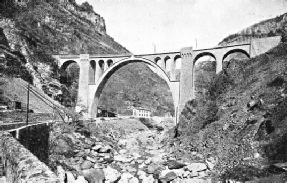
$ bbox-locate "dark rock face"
[176,43,287,181]
[0,28,9,48]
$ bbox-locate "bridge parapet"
[58,54,80,59]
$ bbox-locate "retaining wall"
[0,131,59,182]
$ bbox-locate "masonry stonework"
[0,132,59,182]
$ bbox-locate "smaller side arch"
[154,57,161,64]
[89,60,96,84]
[222,49,250,62]
[193,52,216,66]
[164,56,171,72]
[155,57,165,70]
[107,59,113,67]
[98,60,105,71]
[60,60,78,71]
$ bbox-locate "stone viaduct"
[53,36,281,119]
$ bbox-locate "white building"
[132,108,151,118]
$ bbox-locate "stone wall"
[0,131,59,182]
[10,123,51,163]
[250,36,281,57]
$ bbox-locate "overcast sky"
[75,0,287,54]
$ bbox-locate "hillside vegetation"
[0,0,129,108]
[99,63,174,116]
[175,39,287,181]
[0,1,174,117]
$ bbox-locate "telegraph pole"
[152,43,156,53]
[26,84,30,126]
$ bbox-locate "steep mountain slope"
[0,1,174,116]
[219,13,287,46]
[176,40,287,181]
[0,1,130,108]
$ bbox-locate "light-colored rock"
[81,160,93,170]
[129,177,139,183]
[74,176,88,183]
[144,158,151,165]
[159,170,177,182]
[66,171,76,183]
[147,163,163,174]
[0,177,7,183]
[142,175,154,183]
[189,171,198,177]
[151,156,162,164]
[119,149,127,154]
[114,154,134,163]
[103,166,121,183]
[86,156,97,163]
[172,169,185,178]
[99,146,112,153]
[138,163,145,169]
[191,151,197,156]
[92,144,103,151]
[177,178,212,183]
[83,168,105,183]
[186,163,207,172]
[57,166,65,183]
[118,172,133,183]
[205,160,215,170]
[137,170,146,179]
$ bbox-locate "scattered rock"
[186,163,207,172]
[142,174,154,183]
[146,163,163,174]
[81,160,93,170]
[103,166,121,183]
[57,166,65,183]
[160,170,177,182]
[118,172,134,183]
[66,171,76,183]
[75,176,88,183]
[82,168,105,183]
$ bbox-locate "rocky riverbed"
[50,118,214,183]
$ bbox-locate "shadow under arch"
[193,52,216,66]
[60,60,78,70]
[89,57,176,118]
[222,49,250,62]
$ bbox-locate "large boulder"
[53,138,74,157]
[159,170,177,182]
[82,168,105,183]
[146,163,164,174]
[81,160,93,170]
[186,163,207,172]
[75,176,88,183]
[103,166,121,183]
[118,172,134,183]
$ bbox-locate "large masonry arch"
[88,57,180,118]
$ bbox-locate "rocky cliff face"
[219,13,287,46]
[0,1,130,108]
